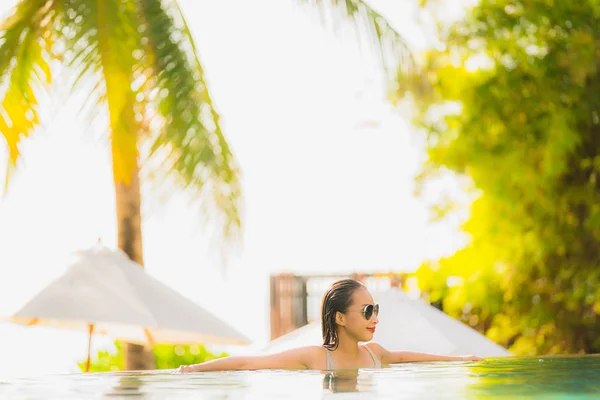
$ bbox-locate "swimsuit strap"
[363,345,382,368]
[324,348,336,370]
[324,345,381,369]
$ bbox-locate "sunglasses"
[345,304,379,320]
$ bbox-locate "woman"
[176,279,483,373]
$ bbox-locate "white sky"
[0,0,469,379]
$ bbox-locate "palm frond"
[49,0,107,134]
[139,0,242,241]
[0,0,242,246]
[0,0,55,189]
[294,0,414,78]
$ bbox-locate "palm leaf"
[139,0,242,241]
[0,0,240,242]
[52,0,241,241]
[294,0,414,77]
[0,0,409,245]
[0,0,55,189]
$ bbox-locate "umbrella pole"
[85,324,94,373]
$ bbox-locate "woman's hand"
[174,365,195,374]
[457,355,484,361]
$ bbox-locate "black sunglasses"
[345,304,379,320]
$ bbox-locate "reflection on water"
[323,370,360,393]
[104,375,145,397]
[466,355,600,399]
[1,355,599,399]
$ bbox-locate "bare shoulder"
[295,345,327,369]
[274,346,323,359]
[364,342,389,359]
[301,345,327,359]
[303,345,327,353]
[255,345,325,370]
[288,345,324,356]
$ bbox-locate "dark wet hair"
[321,279,365,350]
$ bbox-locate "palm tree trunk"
[114,155,156,371]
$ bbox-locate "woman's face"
[338,287,379,342]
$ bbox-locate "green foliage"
[77,342,125,373]
[77,341,228,372]
[402,0,600,355]
[152,342,227,370]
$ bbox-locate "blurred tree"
[77,341,227,372]
[400,0,600,355]
[0,0,411,369]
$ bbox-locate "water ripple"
[1,355,599,399]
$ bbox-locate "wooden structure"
[269,274,308,341]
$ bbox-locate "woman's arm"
[385,351,483,363]
[175,346,320,373]
[368,343,483,365]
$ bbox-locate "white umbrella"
[3,246,249,371]
[263,288,510,357]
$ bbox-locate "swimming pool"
[2,355,599,399]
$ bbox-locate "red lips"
[367,327,376,333]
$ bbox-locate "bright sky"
[0,0,469,379]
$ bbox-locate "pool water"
[1,355,599,399]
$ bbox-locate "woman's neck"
[334,330,361,357]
